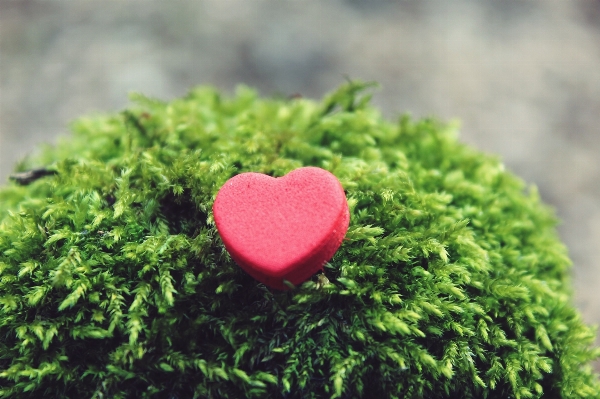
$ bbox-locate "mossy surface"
[0,82,598,398]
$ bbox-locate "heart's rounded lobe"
[213,167,349,290]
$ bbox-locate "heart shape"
[213,167,350,290]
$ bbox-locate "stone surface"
[1,0,599,369]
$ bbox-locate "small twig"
[9,167,57,186]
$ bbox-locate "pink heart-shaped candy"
[213,167,349,290]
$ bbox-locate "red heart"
[213,167,350,290]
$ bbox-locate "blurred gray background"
[1,0,599,369]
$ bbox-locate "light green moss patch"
[0,82,598,398]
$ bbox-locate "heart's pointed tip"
[213,166,350,290]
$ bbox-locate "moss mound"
[0,82,598,398]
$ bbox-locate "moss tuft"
[0,82,598,398]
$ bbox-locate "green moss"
[0,81,598,398]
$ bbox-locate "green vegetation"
[0,82,598,398]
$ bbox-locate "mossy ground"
[0,82,598,398]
